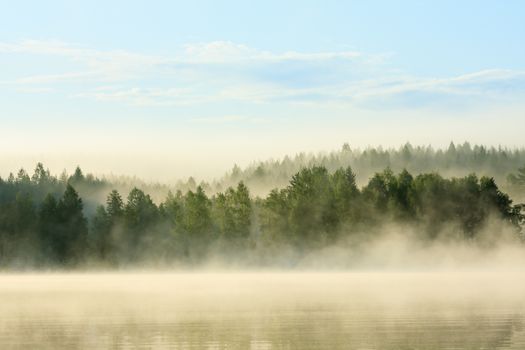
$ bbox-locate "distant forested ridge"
[214,142,525,197]
[0,159,524,268]
[4,142,523,207]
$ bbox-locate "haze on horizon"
[1,0,525,180]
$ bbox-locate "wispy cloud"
[15,86,55,93]
[342,69,525,109]
[15,71,99,84]
[181,41,364,64]
[72,87,210,106]
[2,39,164,84]
[2,39,525,110]
[192,115,267,124]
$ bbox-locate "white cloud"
[16,71,99,84]
[2,39,367,83]
[192,115,267,124]
[15,87,55,93]
[2,39,165,84]
[450,69,525,83]
[0,39,83,56]
[70,68,525,108]
[182,41,262,63]
[2,39,525,109]
[72,87,211,106]
[181,40,363,63]
[343,69,525,104]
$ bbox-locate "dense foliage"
[0,162,523,268]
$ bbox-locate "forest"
[27,142,524,206]
[215,142,525,197]
[0,154,524,268]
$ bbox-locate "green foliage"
[0,162,523,268]
[38,193,59,259]
[161,191,184,230]
[260,188,290,243]
[0,192,37,235]
[31,163,51,185]
[124,188,158,232]
[89,189,125,263]
[212,182,252,241]
[287,166,337,242]
[90,205,111,260]
[107,190,124,219]
[122,188,159,260]
[182,186,212,237]
[37,185,88,265]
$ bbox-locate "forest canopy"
[0,157,524,268]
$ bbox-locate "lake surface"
[0,271,524,349]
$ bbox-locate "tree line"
[0,163,523,268]
[4,142,525,208]
[215,142,525,196]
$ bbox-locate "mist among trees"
[1,147,524,268]
[215,142,525,198]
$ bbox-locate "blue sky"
[1,0,524,179]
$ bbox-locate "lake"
[0,271,524,349]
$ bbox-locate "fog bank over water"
[194,222,525,272]
[1,271,524,349]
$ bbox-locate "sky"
[1,0,524,181]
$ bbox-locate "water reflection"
[0,272,524,349]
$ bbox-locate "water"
[0,272,524,349]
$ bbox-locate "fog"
[2,105,525,182]
[1,270,524,349]
[1,160,525,348]
[0,148,524,272]
[1,143,525,349]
